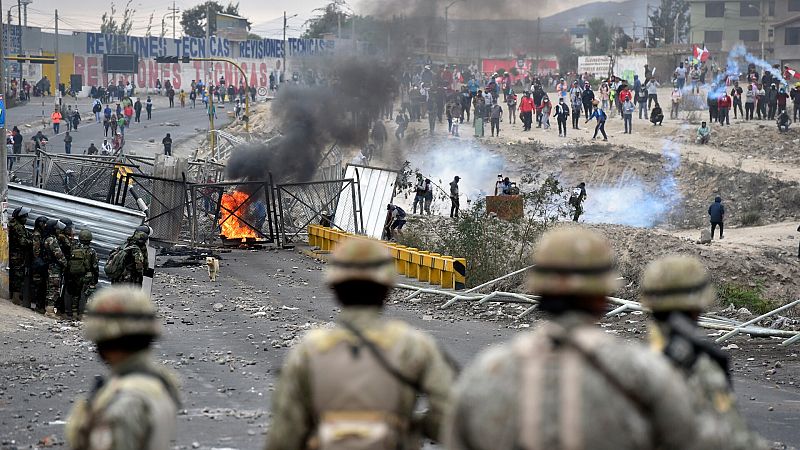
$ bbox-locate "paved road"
[6,95,238,159]
[1,248,798,448]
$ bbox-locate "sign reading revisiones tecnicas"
[578,56,612,78]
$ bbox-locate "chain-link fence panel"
[39,154,140,202]
[8,153,40,186]
[188,181,276,246]
[115,173,187,244]
[276,179,358,244]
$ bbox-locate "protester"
[670,87,682,119]
[63,132,72,154]
[708,196,725,239]
[697,121,711,144]
[650,102,664,125]
[717,91,731,126]
[554,97,570,137]
[586,102,608,141]
[622,97,635,134]
[162,133,173,156]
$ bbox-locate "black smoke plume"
[226,58,398,183]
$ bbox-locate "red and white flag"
[693,44,710,62]
[785,66,800,80]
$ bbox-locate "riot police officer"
[31,216,49,313]
[64,229,99,319]
[8,206,32,305]
[43,219,68,318]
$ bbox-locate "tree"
[302,0,350,39]
[553,37,583,73]
[101,0,135,36]
[647,0,689,46]
[145,13,155,37]
[587,17,611,55]
[181,1,250,38]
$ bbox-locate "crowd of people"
[7,205,150,319]
[384,60,799,149]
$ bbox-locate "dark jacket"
[708,197,725,223]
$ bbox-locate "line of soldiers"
[8,206,150,319]
[64,228,782,449]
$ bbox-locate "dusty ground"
[1,249,799,449]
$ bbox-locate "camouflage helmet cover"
[78,229,93,242]
[84,286,160,343]
[526,226,620,296]
[325,237,396,287]
[640,255,715,312]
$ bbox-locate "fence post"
[454,257,467,290]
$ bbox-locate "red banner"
[481,58,559,80]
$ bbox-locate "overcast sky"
[23,0,608,38]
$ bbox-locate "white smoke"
[406,140,507,202]
[581,139,682,228]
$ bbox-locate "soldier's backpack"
[104,245,130,280]
[67,245,90,277]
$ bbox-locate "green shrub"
[717,283,774,315]
[740,211,761,227]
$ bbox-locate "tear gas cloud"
[703,44,788,99]
[582,140,682,228]
[407,141,506,202]
[226,58,398,183]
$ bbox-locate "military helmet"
[640,255,714,312]
[60,217,73,231]
[35,216,48,229]
[133,230,148,244]
[325,238,396,287]
[84,286,160,343]
[12,206,31,218]
[45,219,59,234]
[135,225,152,235]
[78,229,93,243]
[527,226,620,296]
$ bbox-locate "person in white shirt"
[101,139,113,155]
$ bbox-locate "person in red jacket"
[519,91,535,131]
[717,92,731,126]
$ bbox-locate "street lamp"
[444,0,462,64]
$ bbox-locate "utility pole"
[16,0,21,80]
[535,16,541,77]
[206,3,210,40]
[0,0,9,301]
[171,1,178,39]
[352,14,356,53]
[54,9,59,96]
[282,11,287,82]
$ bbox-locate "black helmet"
[135,225,152,235]
[35,216,48,229]
[12,206,31,218]
[45,219,59,234]
[61,218,73,230]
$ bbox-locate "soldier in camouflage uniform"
[65,286,180,449]
[43,219,68,318]
[640,255,772,450]
[8,206,32,305]
[31,216,49,314]
[265,238,456,450]
[444,227,703,450]
[56,217,74,314]
[119,231,147,286]
[64,230,99,319]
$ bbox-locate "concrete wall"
[688,0,777,54]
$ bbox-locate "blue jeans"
[53,123,60,134]
[638,102,648,119]
[65,143,71,154]
[677,78,685,90]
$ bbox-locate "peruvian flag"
[785,66,800,80]
[693,44,710,62]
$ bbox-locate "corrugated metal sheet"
[335,165,397,239]
[8,183,147,283]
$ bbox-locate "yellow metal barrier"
[307,225,467,290]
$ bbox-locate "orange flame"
[219,190,258,240]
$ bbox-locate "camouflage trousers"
[31,273,47,312]
[47,267,63,309]
[9,263,26,296]
[65,277,96,316]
